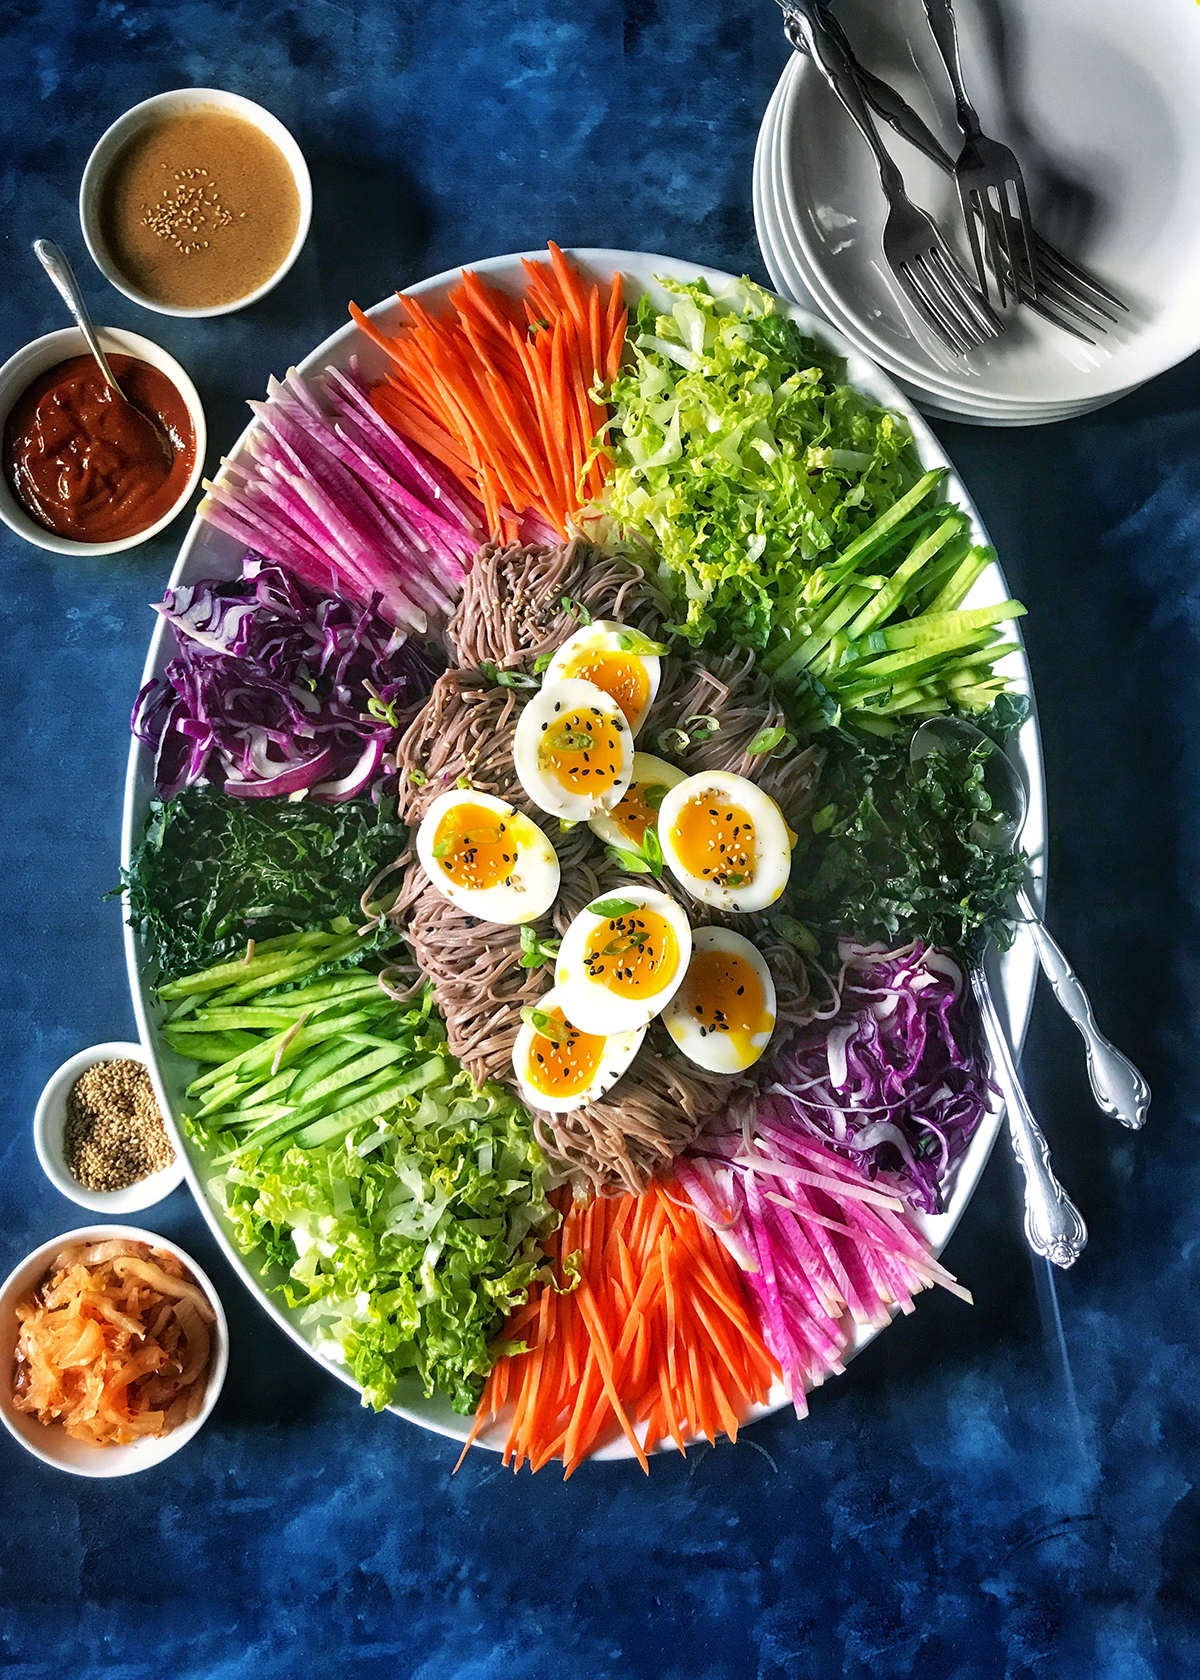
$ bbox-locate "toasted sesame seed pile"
[64,1059,175,1193]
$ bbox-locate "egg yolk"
[680,949,774,1062]
[431,801,519,891]
[582,909,679,1000]
[609,779,668,849]
[669,794,757,888]
[562,648,650,728]
[525,1008,606,1102]
[537,704,625,797]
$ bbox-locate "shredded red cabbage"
[132,555,442,802]
[759,939,993,1214]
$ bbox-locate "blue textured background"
[1,3,1197,1676]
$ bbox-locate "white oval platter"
[122,250,1045,1458]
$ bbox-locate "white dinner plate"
[122,250,1045,1457]
[761,61,1129,422]
[780,0,1200,407]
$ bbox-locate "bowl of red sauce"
[0,326,205,555]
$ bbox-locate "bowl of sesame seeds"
[34,1043,185,1214]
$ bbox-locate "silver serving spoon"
[910,718,1087,1269]
[912,716,1150,1129]
[33,239,130,402]
[33,238,175,463]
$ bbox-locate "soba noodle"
[387,540,826,1196]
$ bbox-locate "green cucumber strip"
[871,600,1025,650]
[925,547,994,615]
[831,507,943,579]
[768,583,876,681]
[212,939,366,1004]
[228,1065,420,1155]
[170,1009,301,1032]
[162,1030,261,1063]
[235,1061,404,1133]
[185,1011,377,1095]
[835,639,1002,700]
[843,515,962,641]
[254,973,383,1008]
[279,1044,413,1114]
[219,1102,298,1126]
[158,933,336,997]
[294,1060,445,1149]
[283,1039,370,1100]
[813,468,945,589]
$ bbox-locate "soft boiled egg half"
[587,752,686,854]
[512,988,645,1113]
[513,678,634,822]
[415,790,560,924]
[658,770,792,913]
[542,620,662,736]
[662,927,776,1074]
[555,888,692,1035]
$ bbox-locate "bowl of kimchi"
[0,1225,227,1476]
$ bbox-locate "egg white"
[513,677,634,822]
[662,926,777,1073]
[543,620,662,736]
[512,987,645,1113]
[554,887,693,1036]
[415,789,559,924]
[587,752,686,853]
[658,770,792,913]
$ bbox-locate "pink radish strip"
[326,363,484,536]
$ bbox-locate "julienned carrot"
[457,1182,781,1477]
[351,244,629,542]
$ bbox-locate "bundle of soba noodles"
[375,538,826,1196]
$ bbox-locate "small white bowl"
[0,326,206,557]
[34,1042,186,1214]
[0,1223,228,1477]
[80,87,313,319]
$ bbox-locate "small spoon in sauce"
[32,238,171,459]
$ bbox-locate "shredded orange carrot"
[459,1182,780,1476]
[351,244,628,542]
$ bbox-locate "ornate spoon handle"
[971,967,1088,1269]
[1015,888,1150,1130]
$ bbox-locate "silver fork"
[782,0,1001,354]
[807,6,1126,340]
[921,0,1038,310]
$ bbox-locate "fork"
[805,5,1126,340]
[920,0,1038,310]
[782,0,1001,354]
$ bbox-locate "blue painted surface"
[1,3,1197,1675]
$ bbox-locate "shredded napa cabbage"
[598,277,918,650]
[194,1057,556,1414]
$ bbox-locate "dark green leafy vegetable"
[791,727,1027,964]
[120,787,407,984]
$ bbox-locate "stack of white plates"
[754,0,1200,426]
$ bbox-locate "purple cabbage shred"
[132,554,443,802]
[759,939,995,1213]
